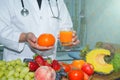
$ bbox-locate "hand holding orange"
[37,33,55,47]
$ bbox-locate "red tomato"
[81,63,94,76]
[68,69,84,80]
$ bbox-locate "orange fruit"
[71,60,86,69]
[37,33,55,47]
[60,62,71,72]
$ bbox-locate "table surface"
[0,48,74,62]
[56,51,73,63]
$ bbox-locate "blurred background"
[61,0,120,50]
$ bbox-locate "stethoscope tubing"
[48,0,60,19]
[21,0,60,19]
[21,0,24,8]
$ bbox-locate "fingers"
[72,31,80,46]
[26,32,37,42]
[72,34,77,42]
[29,40,54,51]
[72,30,76,37]
[36,46,54,51]
[28,39,54,51]
[72,39,80,46]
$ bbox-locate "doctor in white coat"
[0,0,80,61]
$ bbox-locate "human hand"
[26,32,54,51]
[71,31,80,46]
[20,32,54,51]
[58,30,80,46]
[58,30,80,51]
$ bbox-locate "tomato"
[37,33,55,47]
[81,63,94,76]
[68,69,84,80]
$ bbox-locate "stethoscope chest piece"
[21,0,29,16]
[21,8,29,16]
[20,0,59,19]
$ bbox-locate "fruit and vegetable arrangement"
[0,59,34,80]
[80,42,120,80]
[0,40,120,80]
[27,55,94,80]
[0,54,94,80]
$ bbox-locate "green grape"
[7,70,15,78]
[14,72,19,78]
[4,70,9,76]
[0,59,35,80]
[15,66,23,72]
[15,78,24,80]
[8,60,15,66]
[8,66,14,70]
[0,67,6,71]
[21,62,27,67]
[21,67,29,74]
[0,60,6,66]
[28,72,34,78]
[24,74,31,80]
[6,61,12,67]
[19,72,26,79]
[0,76,7,80]
[15,59,22,65]
[7,76,15,80]
[0,71,4,78]
[14,78,20,80]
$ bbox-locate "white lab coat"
[0,0,73,61]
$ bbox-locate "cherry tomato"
[68,69,84,80]
[81,63,94,76]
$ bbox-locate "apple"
[81,63,94,76]
[35,66,56,80]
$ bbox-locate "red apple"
[81,63,94,76]
[35,66,56,80]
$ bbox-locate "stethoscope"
[21,0,60,19]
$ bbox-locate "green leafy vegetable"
[110,53,120,72]
[80,45,90,60]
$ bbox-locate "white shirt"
[0,0,73,61]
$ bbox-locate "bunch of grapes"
[56,68,67,80]
[0,59,34,80]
